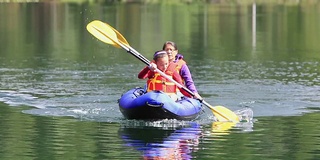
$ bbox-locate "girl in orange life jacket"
[162,41,202,100]
[138,50,191,101]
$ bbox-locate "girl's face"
[156,55,169,72]
[164,44,177,62]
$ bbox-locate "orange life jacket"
[175,59,186,74]
[147,64,177,94]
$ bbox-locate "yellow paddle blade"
[104,23,130,47]
[86,20,120,48]
[211,105,240,122]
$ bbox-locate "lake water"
[0,1,320,159]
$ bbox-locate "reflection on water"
[119,119,254,159]
[119,123,202,159]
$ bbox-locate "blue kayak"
[118,87,203,120]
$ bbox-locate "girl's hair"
[153,50,168,61]
[162,41,178,50]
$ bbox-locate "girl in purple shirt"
[162,41,202,100]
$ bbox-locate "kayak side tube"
[118,88,203,120]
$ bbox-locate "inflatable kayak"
[118,87,203,120]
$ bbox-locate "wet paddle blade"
[212,105,240,122]
[86,20,120,48]
[202,101,240,122]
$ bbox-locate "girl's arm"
[173,71,192,98]
[138,66,151,79]
[180,64,202,99]
[180,64,198,93]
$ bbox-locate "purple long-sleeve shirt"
[175,54,198,94]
